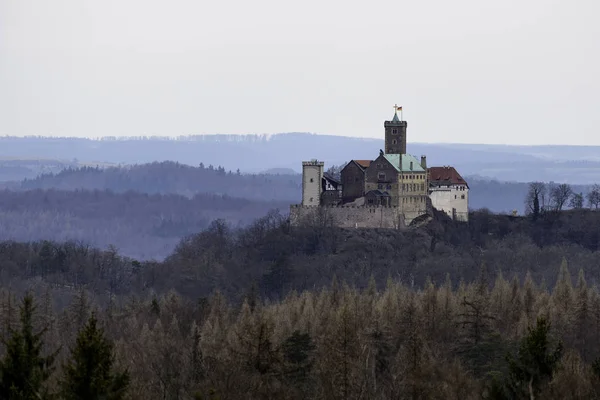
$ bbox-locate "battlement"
[302,160,325,167]
[384,120,407,127]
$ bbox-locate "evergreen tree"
[0,293,57,400]
[505,316,563,399]
[59,313,129,400]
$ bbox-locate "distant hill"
[2,134,600,184]
[0,157,117,182]
[13,161,595,214]
[0,188,287,260]
[19,161,301,202]
[262,167,297,175]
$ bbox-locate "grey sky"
[1,0,598,145]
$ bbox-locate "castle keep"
[290,107,470,228]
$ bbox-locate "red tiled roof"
[428,166,468,186]
[354,160,372,169]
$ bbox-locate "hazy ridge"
[2,133,600,183]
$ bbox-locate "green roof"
[392,111,400,123]
[383,153,425,172]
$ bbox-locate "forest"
[19,162,302,202]
[2,239,600,399]
[1,161,600,398]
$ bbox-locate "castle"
[289,107,469,228]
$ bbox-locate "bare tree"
[569,192,584,209]
[525,182,547,218]
[326,164,345,181]
[587,184,600,209]
[549,183,573,211]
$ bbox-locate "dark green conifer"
[0,293,57,400]
[59,313,129,400]
[501,316,563,399]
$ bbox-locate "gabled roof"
[428,166,469,188]
[354,160,372,169]
[382,154,425,172]
[341,160,371,175]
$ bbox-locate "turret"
[384,109,407,154]
[301,160,324,206]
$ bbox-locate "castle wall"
[429,186,469,221]
[321,190,341,206]
[289,205,428,229]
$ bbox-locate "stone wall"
[429,186,469,222]
[302,161,323,206]
[289,204,429,229]
[384,120,407,154]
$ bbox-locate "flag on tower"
[396,106,403,111]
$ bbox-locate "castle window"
[310,178,314,183]
[461,194,465,199]
[392,139,397,145]
[310,197,313,202]
[392,129,398,135]
[378,172,386,181]
[421,184,424,191]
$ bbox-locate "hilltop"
[1,206,600,303]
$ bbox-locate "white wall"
[429,185,469,221]
[302,163,323,206]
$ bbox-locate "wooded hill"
[0,188,288,260]
[1,228,600,399]
[11,161,596,213]
[2,207,600,304]
[19,161,301,202]
[3,133,600,183]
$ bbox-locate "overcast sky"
[1,0,598,145]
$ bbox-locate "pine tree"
[505,316,563,399]
[0,293,57,400]
[59,313,129,400]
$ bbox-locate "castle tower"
[384,108,407,154]
[302,160,324,206]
